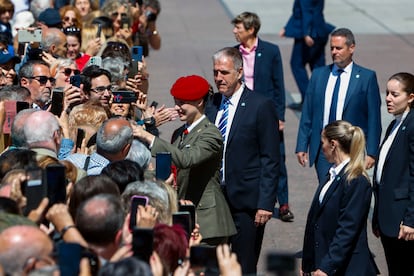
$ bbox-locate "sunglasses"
[63,16,77,22]
[111,12,127,18]
[106,41,128,51]
[64,27,81,34]
[91,85,113,94]
[28,76,56,85]
[62,68,80,76]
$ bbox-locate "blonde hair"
[59,5,82,29]
[80,24,106,53]
[50,58,77,78]
[323,120,368,182]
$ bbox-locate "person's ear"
[20,77,29,86]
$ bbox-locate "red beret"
[170,75,210,101]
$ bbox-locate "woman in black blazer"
[302,120,378,276]
[372,72,414,276]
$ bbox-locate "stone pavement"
[146,0,414,274]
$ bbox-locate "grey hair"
[213,47,243,72]
[0,85,30,101]
[24,111,60,145]
[121,180,171,224]
[102,57,128,83]
[11,109,38,147]
[126,139,152,169]
[96,118,133,154]
[42,28,64,52]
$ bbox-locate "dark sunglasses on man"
[28,76,56,85]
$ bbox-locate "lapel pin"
[241,102,246,107]
[356,74,360,78]
[402,126,406,131]
[257,53,262,57]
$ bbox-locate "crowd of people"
[0,0,413,275]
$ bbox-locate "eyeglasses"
[63,16,77,22]
[111,12,127,18]
[91,85,113,94]
[61,68,80,76]
[28,76,56,85]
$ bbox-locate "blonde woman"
[302,120,378,276]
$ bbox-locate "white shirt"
[376,110,408,183]
[319,158,350,203]
[214,84,244,182]
[323,62,353,127]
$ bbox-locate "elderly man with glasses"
[18,60,55,110]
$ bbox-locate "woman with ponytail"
[301,120,378,276]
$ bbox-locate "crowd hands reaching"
[0,0,245,274]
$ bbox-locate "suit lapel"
[226,88,249,145]
[343,64,360,109]
[180,117,209,149]
[317,169,345,216]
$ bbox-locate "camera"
[145,10,157,22]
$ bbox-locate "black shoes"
[279,204,294,222]
[288,102,302,111]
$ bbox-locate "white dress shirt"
[319,158,350,203]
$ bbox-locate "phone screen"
[132,228,153,263]
[23,167,46,215]
[50,88,64,116]
[190,245,218,269]
[155,152,171,181]
[75,128,85,149]
[129,195,149,231]
[179,204,196,232]
[46,164,66,206]
[112,91,138,104]
[172,211,191,239]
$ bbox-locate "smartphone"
[150,101,158,108]
[121,15,130,30]
[129,195,149,231]
[112,90,137,104]
[96,24,102,38]
[50,87,64,116]
[172,211,191,239]
[46,164,66,206]
[23,167,46,216]
[27,47,43,61]
[128,60,139,79]
[155,152,171,181]
[2,101,29,134]
[70,75,81,88]
[179,204,196,232]
[190,245,218,269]
[132,228,153,263]
[18,29,42,43]
[58,242,83,276]
[266,252,296,274]
[131,46,143,62]
[17,42,27,56]
[87,56,102,68]
[76,128,85,149]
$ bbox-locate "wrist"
[60,225,76,237]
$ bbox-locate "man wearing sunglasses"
[82,65,112,108]
[18,60,55,110]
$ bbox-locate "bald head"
[96,117,133,161]
[24,110,61,151]
[43,28,67,57]
[0,225,53,275]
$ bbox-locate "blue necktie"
[218,98,230,140]
[328,69,344,123]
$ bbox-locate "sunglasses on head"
[28,76,56,85]
[62,68,80,76]
[107,41,128,51]
[64,27,81,34]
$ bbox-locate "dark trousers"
[230,211,265,275]
[381,234,414,276]
[290,37,328,101]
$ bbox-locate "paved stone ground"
[146,0,414,274]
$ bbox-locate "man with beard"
[18,60,55,109]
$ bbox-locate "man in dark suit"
[296,28,382,184]
[205,47,280,274]
[280,0,335,110]
[231,11,293,222]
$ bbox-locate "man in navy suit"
[296,28,382,184]
[231,11,293,222]
[280,0,335,110]
[205,47,280,274]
